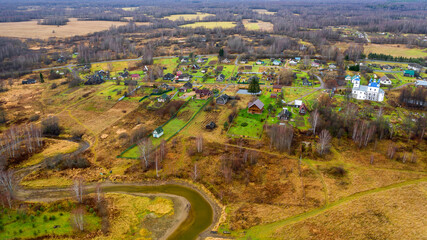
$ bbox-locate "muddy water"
[102,185,213,240]
[23,184,213,240]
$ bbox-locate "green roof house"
[153,127,164,138]
[404,70,415,77]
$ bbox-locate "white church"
[351,75,385,102]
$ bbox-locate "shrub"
[42,116,61,136]
[43,215,48,222]
[50,83,58,89]
[241,122,248,127]
[29,114,40,122]
[327,166,347,177]
[49,215,56,221]
[71,129,85,140]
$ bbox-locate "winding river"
[15,139,217,240]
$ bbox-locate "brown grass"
[273,182,427,240]
[0,18,149,39]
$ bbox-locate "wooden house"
[131,74,140,81]
[247,99,264,114]
[299,103,308,115]
[277,108,291,121]
[272,85,282,93]
[196,89,212,99]
[216,94,229,105]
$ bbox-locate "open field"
[335,43,427,58]
[242,19,274,32]
[164,12,215,21]
[180,22,236,29]
[0,18,149,39]
[253,9,276,15]
[0,209,100,239]
[364,44,427,58]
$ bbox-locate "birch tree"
[317,129,332,155]
[196,134,203,153]
[73,178,84,203]
[72,207,85,231]
[138,138,153,169]
[310,109,320,135]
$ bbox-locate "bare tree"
[317,129,332,155]
[192,163,198,181]
[72,207,85,231]
[387,144,396,159]
[196,135,203,153]
[95,183,103,203]
[138,138,153,169]
[310,109,320,135]
[73,178,84,203]
[0,170,16,207]
[159,140,167,162]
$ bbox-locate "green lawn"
[120,99,209,158]
[0,210,100,239]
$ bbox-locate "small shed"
[153,127,164,138]
[299,103,308,115]
[206,122,216,130]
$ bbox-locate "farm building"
[206,121,216,130]
[153,127,164,138]
[196,89,212,99]
[415,80,427,88]
[248,99,264,114]
[273,59,282,66]
[131,74,140,81]
[157,94,170,103]
[272,85,282,92]
[163,73,175,80]
[22,79,36,84]
[404,70,415,77]
[277,108,291,121]
[216,94,229,105]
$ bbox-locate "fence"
[117,97,212,159]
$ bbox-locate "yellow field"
[242,19,274,31]
[253,9,276,15]
[0,18,149,39]
[19,139,80,167]
[164,12,215,21]
[335,43,427,58]
[180,21,236,29]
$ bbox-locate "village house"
[216,94,229,105]
[177,73,191,82]
[196,89,212,99]
[277,108,291,121]
[181,57,189,63]
[272,85,282,93]
[221,58,231,64]
[270,93,277,98]
[415,80,427,88]
[131,74,140,81]
[240,59,248,64]
[311,62,320,68]
[157,93,170,103]
[217,74,226,82]
[273,59,282,66]
[256,60,264,65]
[163,73,175,81]
[329,64,337,70]
[345,75,352,81]
[408,63,423,72]
[379,75,392,85]
[179,82,193,92]
[352,77,385,102]
[153,127,164,138]
[247,99,264,114]
[299,103,308,115]
[302,78,312,86]
[404,70,415,77]
[289,60,297,66]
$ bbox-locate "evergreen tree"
[39,73,44,83]
[248,76,260,95]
